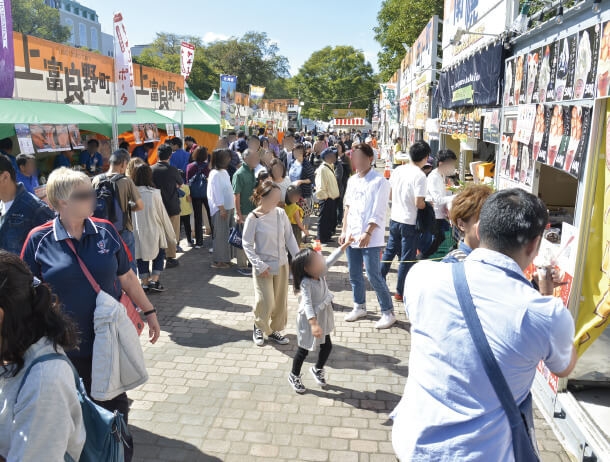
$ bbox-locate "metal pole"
[181,78,186,140]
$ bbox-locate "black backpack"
[189,165,208,199]
[93,174,126,231]
[416,202,436,234]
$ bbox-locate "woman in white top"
[0,251,85,461]
[269,158,291,207]
[242,180,300,347]
[130,162,176,292]
[207,149,236,269]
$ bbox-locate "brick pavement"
[129,238,571,462]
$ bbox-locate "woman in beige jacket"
[130,162,176,292]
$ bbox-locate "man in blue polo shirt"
[0,155,54,254]
[168,137,191,178]
[16,154,40,195]
[54,150,73,169]
[80,139,103,174]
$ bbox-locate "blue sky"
[80,0,383,75]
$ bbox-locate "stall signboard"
[442,0,515,68]
[482,109,501,144]
[439,107,481,138]
[331,108,366,118]
[498,134,535,189]
[574,107,610,355]
[507,23,603,106]
[133,64,184,111]
[12,32,114,105]
[439,43,503,109]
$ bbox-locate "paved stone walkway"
[129,239,571,462]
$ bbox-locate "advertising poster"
[54,125,72,151]
[541,42,559,103]
[533,104,550,164]
[144,124,159,142]
[568,105,592,178]
[14,124,34,154]
[132,124,145,144]
[546,105,564,167]
[68,124,83,149]
[249,85,265,110]
[515,54,527,105]
[576,25,600,100]
[483,109,500,144]
[29,124,57,152]
[597,21,610,98]
[515,104,536,144]
[552,105,572,170]
[173,123,181,138]
[573,107,610,355]
[558,34,578,101]
[220,74,237,128]
[527,48,541,104]
[503,57,516,107]
[165,123,174,137]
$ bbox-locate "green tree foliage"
[292,46,376,120]
[135,31,290,100]
[204,31,290,98]
[12,0,71,43]
[135,33,218,101]
[374,0,443,81]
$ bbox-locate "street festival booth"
[438,0,517,182]
[496,4,610,460]
[0,32,205,178]
[398,16,441,154]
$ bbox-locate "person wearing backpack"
[0,251,85,461]
[92,149,144,272]
[186,146,212,248]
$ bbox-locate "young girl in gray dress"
[288,239,352,393]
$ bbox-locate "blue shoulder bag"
[17,353,129,462]
[452,263,540,462]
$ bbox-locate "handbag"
[17,353,129,462]
[228,225,243,249]
[452,263,540,462]
[65,239,144,336]
[415,201,436,234]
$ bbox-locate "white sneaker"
[375,312,397,329]
[344,307,367,322]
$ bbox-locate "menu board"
[483,109,501,144]
[597,21,610,97]
[132,124,160,144]
[439,107,482,138]
[14,124,35,154]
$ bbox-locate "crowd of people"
[0,125,578,461]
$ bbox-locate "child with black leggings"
[288,238,352,393]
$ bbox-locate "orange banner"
[13,32,114,105]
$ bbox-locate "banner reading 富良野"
[574,106,610,356]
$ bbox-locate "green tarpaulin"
[157,88,220,135]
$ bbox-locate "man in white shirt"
[392,188,577,461]
[424,149,458,257]
[381,141,429,303]
[340,144,395,329]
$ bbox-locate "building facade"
[44,0,102,52]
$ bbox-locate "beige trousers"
[252,264,289,335]
[166,214,180,259]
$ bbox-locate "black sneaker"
[269,331,289,345]
[165,258,179,269]
[253,325,264,346]
[310,366,327,388]
[141,284,150,293]
[148,281,166,292]
[288,372,306,394]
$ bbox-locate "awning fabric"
[332,118,366,126]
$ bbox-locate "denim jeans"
[381,220,418,296]
[346,246,394,313]
[119,229,137,274]
[137,249,166,279]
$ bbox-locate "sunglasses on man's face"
[69,190,96,201]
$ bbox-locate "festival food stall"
[497,5,610,460]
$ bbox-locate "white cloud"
[203,32,230,43]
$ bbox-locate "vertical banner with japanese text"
[220,74,237,129]
[0,0,14,98]
[113,12,136,113]
[180,41,195,80]
[249,85,265,110]
[575,106,610,356]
